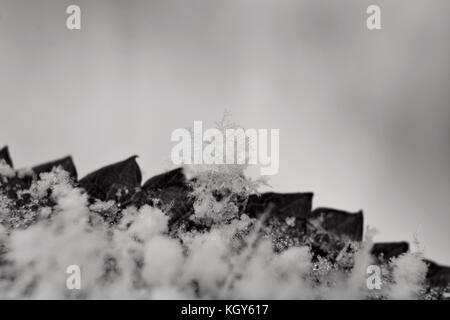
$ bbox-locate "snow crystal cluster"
[0,158,433,300]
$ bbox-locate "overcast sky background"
[1,0,449,264]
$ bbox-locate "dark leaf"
[246,192,313,219]
[0,146,13,168]
[140,168,194,222]
[425,259,450,288]
[371,242,409,261]
[310,207,363,242]
[142,167,187,190]
[79,156,141,204]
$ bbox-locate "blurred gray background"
[1,0,449,263]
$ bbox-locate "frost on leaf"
[32,156,78,181]
[0,142,447,299]
[0,160,15,179]
[140,168,193,224]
